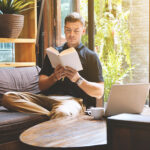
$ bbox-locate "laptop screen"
[105,83,150,116]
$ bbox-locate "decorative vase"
[0,14,24,38]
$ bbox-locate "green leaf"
[0,0,35,14]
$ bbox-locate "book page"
[46,47,61,68]
[59,48,83,71]
[60,47,75,56]
[47,47,59,55]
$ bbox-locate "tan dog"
[48,95,85,119]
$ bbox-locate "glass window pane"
[80,0,149,102]
[0,43,15,62]
[61,0,74,37]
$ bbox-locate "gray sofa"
[0,66,49,150]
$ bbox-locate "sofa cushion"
[0,94,2,105]
[0,106,49,144]
[0,66,41,105]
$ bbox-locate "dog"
[47,95,85,119]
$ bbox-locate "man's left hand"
[64,66,80,82]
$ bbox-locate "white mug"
[89,107,105,120]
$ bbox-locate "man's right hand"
[54,65,65,81]
[39,65,65,91]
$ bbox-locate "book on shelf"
[46,47,83,71]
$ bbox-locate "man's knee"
[2,93,10,104]
[1,92,19,106]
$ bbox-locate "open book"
[46,47,83,71]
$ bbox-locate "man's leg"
[1,92,58,116]
[2,92,84,119]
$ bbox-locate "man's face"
[64,21,85,48]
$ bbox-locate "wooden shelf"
[0,0,37,67]
[0,62,36,67]
[0,38,36,43]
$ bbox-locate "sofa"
[0,66,49,150]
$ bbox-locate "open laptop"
[104,83,150,117]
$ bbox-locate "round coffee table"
[20,115,107,149]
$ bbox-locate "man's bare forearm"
[39,74,57,91]
[77,79,104,99]
[39,65,65,91]
[64,66,104,99]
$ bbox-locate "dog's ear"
[74,98,85,111]
[73,98,83,105]
[73,98,85,112]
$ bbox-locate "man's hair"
[65,12,85,26]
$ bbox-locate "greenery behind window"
[80,0,133,101]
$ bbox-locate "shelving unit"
[0,0,37,67]
[0,62,36,67]
[0,38,36,43]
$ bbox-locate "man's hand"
[64,66,80,82]
[54,65,65,81]
[64,66,104,99]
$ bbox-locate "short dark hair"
[65,12,85,26]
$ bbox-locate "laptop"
[104,83,150,117]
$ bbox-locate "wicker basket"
[0,14,24,38]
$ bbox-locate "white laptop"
[104,83,150,117]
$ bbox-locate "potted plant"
[0,0,35,38]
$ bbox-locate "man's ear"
[82,27,86,35]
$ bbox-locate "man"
[2,12,104,118]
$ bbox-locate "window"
[61,0,74,37]
[80,0,149,103]
[43,0,79,48]
[0,43,15,62]
[42,0,149,105]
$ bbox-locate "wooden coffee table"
[20,115,107,149]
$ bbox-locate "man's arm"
[64,66,104,99]
[77,79,104,99]
[39,65,65,91]
[39,74,56,91]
